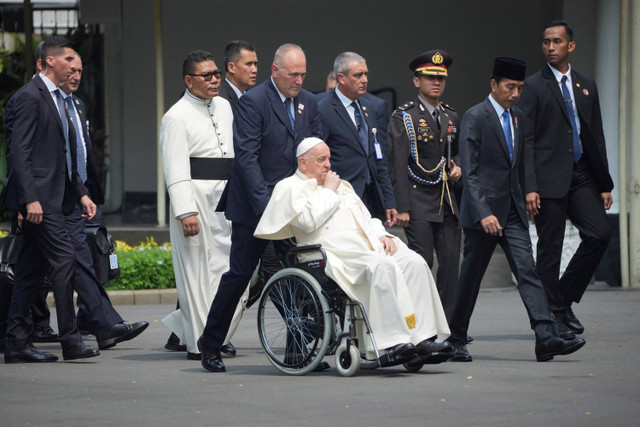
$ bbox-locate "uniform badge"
[432,51,444,65]
[448,120,453,125]
[583,88,589,96]
[429,135,434,140]
[418,119,428,127]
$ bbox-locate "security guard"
[388,49,461,321]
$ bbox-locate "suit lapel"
[332,92,361,143]
[267,80,294,136]
[570,69,587,122]
[542,65,571,124]
[35,76,65,139]
[359,97,374,149]
[484,99,511,163]
[511,111,521,166]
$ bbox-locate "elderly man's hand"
[324,171,341,192]
[480,215,502,236]
[379,235,397,256]
[181,215,200,238]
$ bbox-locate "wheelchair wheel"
[335,339,361,377]
[257,268,333,375]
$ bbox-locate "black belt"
[189,157,233,180]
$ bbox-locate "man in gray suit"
[448,57,585,363]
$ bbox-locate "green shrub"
[105,237,176,291]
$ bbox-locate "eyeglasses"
[188,70,222,82]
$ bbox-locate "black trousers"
[6,211,82,350]
[66,204,122,334]
[534,159,611,312]
[449,205,556,346]
[405,207,460,322]
[202,222,290,349]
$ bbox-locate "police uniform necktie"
[433,108,441,132]
[65,96,88,182]
[351,101,368,154]
[561,75,582,162]
[54,89,73,179]
[284,98,295,130]
[501,110,513,163]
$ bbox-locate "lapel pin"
[576,83,581,88]
[78,109,83,115]
[298,103,304,111]
[583,88,589,96]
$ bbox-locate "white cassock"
[255,170,450,354]
[159,91,247,354]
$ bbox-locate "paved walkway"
[2,287,638,427]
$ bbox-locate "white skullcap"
[296,137,325,157]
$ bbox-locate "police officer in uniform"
[388,49,461,321]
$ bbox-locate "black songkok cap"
[492,57,527,81]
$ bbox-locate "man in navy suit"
[199,43,321,372]
[4,37,99,363]
[218,40,258,112]
[317,52,397,224]
[59,55,148,349]
[519,20,613,336]
[448,57,585,363]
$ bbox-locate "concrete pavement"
[1,287,638,427]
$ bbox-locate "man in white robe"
[255,138,451,360]
[159,50,246,358]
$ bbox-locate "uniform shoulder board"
[440,102,455,112]
[396,101,414,111]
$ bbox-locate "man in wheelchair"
[255,137,451,363]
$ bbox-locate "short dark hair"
[39,36,73,64]
[224,40,256,72]
[544,19,573,41]
[182,50,215,77]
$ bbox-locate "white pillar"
[154,0,166,227]
[628,0,640,287]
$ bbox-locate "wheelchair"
[256,244,438,376]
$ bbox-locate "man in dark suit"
[388,49,461,321]
[198,43,321,372]
[318,52,397,224]
[519,20,613,337]
[218,40,258,112]
[60,54,148,349]
[448,57,586,363]
[4,37,99,363]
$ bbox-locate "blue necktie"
[561,76,582,162]
[54,89,73,179]
[501,110,513,163]
[65,97,87,182]
[284,98,295,130]
[351,101,369,154]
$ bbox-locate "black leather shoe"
[30,326,60,343]
[165,332,187,352]
[535,336,586,362]
[62,342,100,361]
[556,320,576,340]
[198,337,225,372]
[386,343,417,360]
[97,321,149,350]
[563,307,584,334]
[466,335,474,344]
[220,342,237,357]
[449,344,473,362]
[187,352,202,360]
[314,361,331,372]
[5,344,58,363]
[416,338,453,356]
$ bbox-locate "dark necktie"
[351,101,368,154]
[501,110,513,163]
[54,89,73,179]
[561,75,582,162]
[65,96,87,182]
[433,108,441,132]
[284,98,295,130]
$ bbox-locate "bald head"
[272,43,307,98]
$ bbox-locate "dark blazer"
[72,95,105,205]
[361,92,389,148]
[218,79,240,112]
[219,78,321,227]
[519,65,613,197]
[5,75,87,215]
[317,90,397,214]
[458,98,528,230]
[389,99,460,221]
